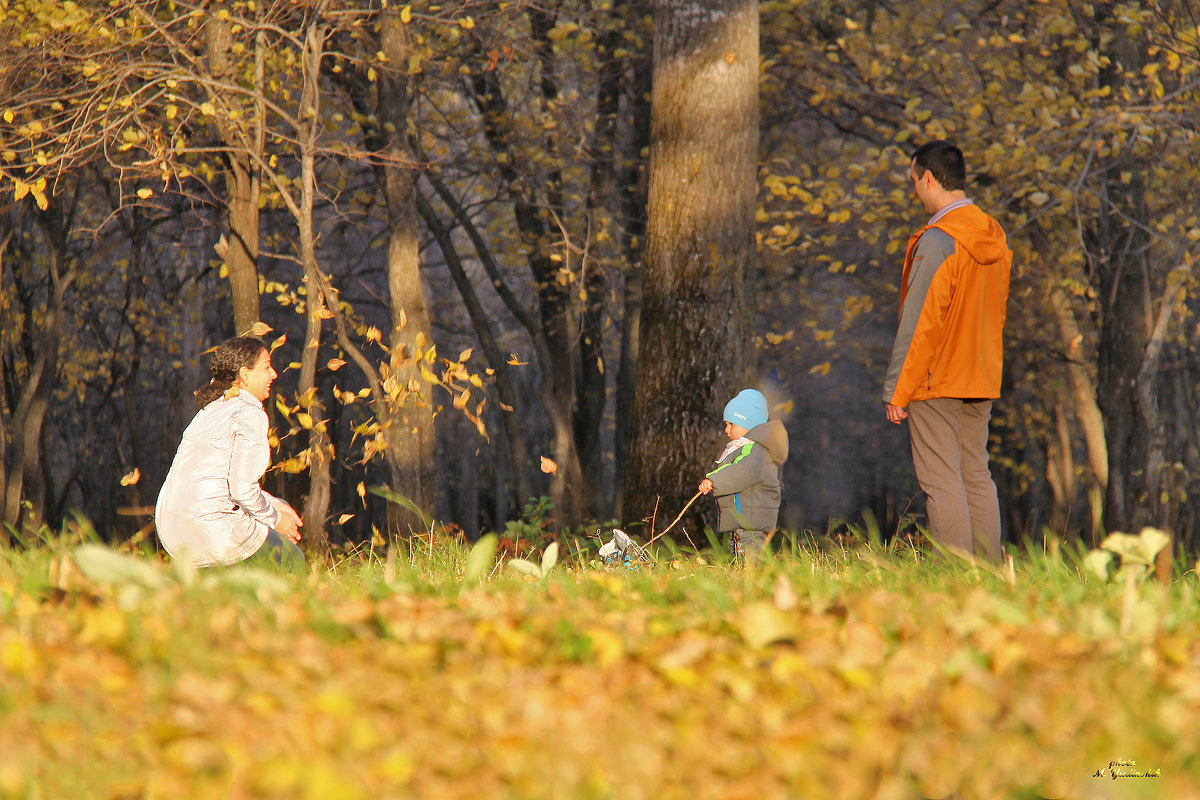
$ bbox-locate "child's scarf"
[716,436,751,465]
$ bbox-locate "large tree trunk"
[375,10,438,541]
[623,0,760,543]
[611,5,653,522]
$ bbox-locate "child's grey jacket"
[706,419,789,533]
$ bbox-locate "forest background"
[2,0,1199,561]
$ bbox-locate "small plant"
[498,496,556,556]
[1084,527,1169,583]
[507,541,558,580]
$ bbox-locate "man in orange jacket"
[882,140,1012,561]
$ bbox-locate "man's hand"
[885,403,908,424]
[698,478,714,495]
[274,503,304,543]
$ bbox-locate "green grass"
[1,528,1197,799]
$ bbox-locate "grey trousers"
[906,398,1002,561]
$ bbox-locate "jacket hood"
[932,203,1009,266]
[747,419,789,466]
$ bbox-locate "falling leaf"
[136,188,152,199]
[243,321,273,338]
[507,354,528,366]
[327,358,346,371]
[119,468,141,486]
[400,5,412,24]
[337,514,354,525]
[540,457,558,475]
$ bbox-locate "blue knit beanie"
[723,389,768,430]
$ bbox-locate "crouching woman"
[156,336,304,573]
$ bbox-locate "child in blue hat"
[698,389,789,560]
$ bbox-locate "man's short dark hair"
[912,140,966,192]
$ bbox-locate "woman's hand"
[274,503,304,543]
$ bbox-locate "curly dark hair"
[194,336,269,409]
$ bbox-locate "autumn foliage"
[2,537,1198,797]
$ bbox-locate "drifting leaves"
[119,468,141,486]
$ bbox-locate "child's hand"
[698,478,714,495]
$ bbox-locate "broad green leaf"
[464,534,498,584]
[72,545,166,589]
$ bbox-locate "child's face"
[724,421,748,440]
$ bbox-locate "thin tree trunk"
[2,211,77,535]
[206,12,263,334]
[623,0,760,542]
[415,189,536,508]
[295,19,332,556]
[1049,283,1109,492]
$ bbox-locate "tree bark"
[623,0,760,542]
[373,9,438,541]
[295,18,332,557]
[611,5,653,522]
[415,188,536,509]
[206,12,263,335]
[470,25,586,527]
[2,207,77,535]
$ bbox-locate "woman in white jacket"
[156,336,303,571]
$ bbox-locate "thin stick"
[645,491,703,547]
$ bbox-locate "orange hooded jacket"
[883,203,1012,407]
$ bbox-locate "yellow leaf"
[297,412,314,429]
[459,16,475,29]
[327,358,346,371]
[457,347,473,363]
[540,456,558,475]
[453,389,469,409]
[338,513,354,525]
[507,353,528,366]
[270,334,287,353]
[357,482,366,499]
[244,321,273,337]
[2,109,12,123]
[137,188,152,199]
[120,468,141,486]
[200,102,215,116]
[13,180,29,201]
[809,361,831,376]
[165,104,178,120]
[34,192,47,211]
[400,5,412,23]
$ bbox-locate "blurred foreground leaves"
[0,543,1196,799]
